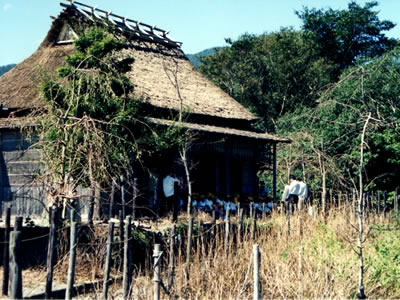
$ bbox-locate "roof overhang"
[148,117,291,143]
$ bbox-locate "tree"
[34,27,182,221]
[296,1,397,77]
[277,47,400,196]
[200,29,333,131]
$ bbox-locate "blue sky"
[1,0,400,65]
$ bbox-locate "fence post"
[2,207,11,296]
[14,217,22,232]
[253,244,260,300]
[121,176,126,219]
[186,216,193,264]
[168,224,176,292]
[262,203,266,219]
[211,210,216,239]
[224,208,230,256]
[153,244,161,300]
[132,178,138,220]
[9,231,22,300]
[352,189,356,222]
[238,208,244,244]
[377,191,381,216]
[45,208,57,299]
[119,209,124,270]
[66,215,78,300]
[252,213,257,241]
[123,216,132,299]
[395,188,399,215]
[384,191,387,218]
[109,179,115,219]
[102,222,114,300]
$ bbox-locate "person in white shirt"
[163,171,180,222]
[297,178,308,210]
[287,175,300,212]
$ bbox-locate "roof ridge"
[60,0,182,48]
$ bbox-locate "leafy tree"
[200,29,333,131]
[296,1,397,77]
[277,47,400,193]
[34,27,183,219]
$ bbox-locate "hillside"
[0,64,16,76]
[186,47,219,68]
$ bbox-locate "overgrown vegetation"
[200,1,400,195]
[129,210,400,298]
[32,27,185,215]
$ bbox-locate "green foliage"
[367,224,400,295]
[36,27,184,192]
[297,1,396,77]
[200,29,333,131]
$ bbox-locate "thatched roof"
[148,118,290,143]
[0,2,256,121]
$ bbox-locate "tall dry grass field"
[132,208,400,299]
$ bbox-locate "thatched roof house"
[0,1,289,216]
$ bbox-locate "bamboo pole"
[9,231,22,300]
[102,222,114,299]
[153,244,161,300]
[45,208,57,299]
[186,216,193,264]
[66,218,78,300]
[253,244,260,300]
[168,224,176,291]
[2,207,10,296]
[123,216,132,299]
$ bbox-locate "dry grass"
[2,207,397,299]
[129,207,399,299]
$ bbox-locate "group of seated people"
[190,194,275,218]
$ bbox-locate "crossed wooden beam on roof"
[61,0,183,48]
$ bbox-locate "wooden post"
[109,179,115,219]
[2,207,11,296]
[9,231,22,300]
[395,188,399,215]
[14,217,22,232]
[353,189,357,222]
[121,176,126,219]
[224,208,230,256]
[262,203,266,219]
[168,225,176,291]
[273,143,277,201]
[132,178,138,220]
[153,244,161,300]
[377,191,381,216]
[88,183,95,226]
[253,244,260,300]
[45,208,57,299]
[211,210,216,238]
[186,216,193,264]
[383,191,387,218]
[123,216,132,299]
[249,203,253,219]
[119,209,124,268]
[66,217,78,300]
[252,214,257,241]
[102,222,114,300]
[238,208,244,244]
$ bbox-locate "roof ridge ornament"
[59,1,182,48]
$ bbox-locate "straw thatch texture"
[0,44,74,110]
[0,11,256,121]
